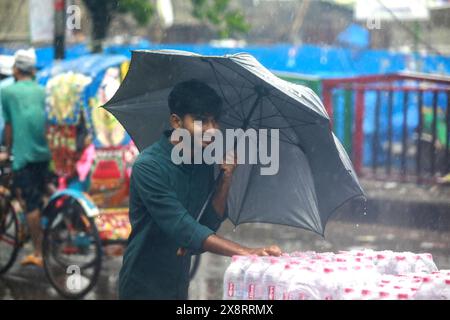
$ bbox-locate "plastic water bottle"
[339,287,360,300]
[403,274,424,298]
[333,265,354,296]
[380,284,411,300]
[261,257,285,300]
[438,270,450,276]
[396,292,411,300]
[224,250,449,300]
[346,263,371,288]
[276,263,298,300]
[413,275,437,299]
[243,256,271,300]
[290,251,316,259]
[382,278,413,300]
[359,288,378,300]
[222,256,241,300]
[223,255,252,300]
[287,267,321,300]
[316,266,339,300]
[317,252,335,260]
[373,251,395,274]
[375,284,399,300]
[436,279,450,300]
[414,253,438,273]
[401,253,417,274]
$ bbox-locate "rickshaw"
[0,54,201,299]
[0,54,133,298]
[39,54,135,299]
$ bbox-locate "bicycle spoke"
[0,233,16,246]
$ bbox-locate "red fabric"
[92,160,122,179]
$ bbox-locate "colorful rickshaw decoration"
[39,54,135,244]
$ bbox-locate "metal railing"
[322,72,450,184]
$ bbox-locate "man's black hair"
[15,67,34,77]
[168,79,222,119]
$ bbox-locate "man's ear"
[170,114,183,129]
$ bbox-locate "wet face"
[170,113,220,149]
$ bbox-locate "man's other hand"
[247,245,283,257]
[220,149,237,178]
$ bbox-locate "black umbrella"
[103,49,365,236]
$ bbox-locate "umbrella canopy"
[104,49,365,236]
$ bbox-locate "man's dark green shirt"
[118,130,227,299]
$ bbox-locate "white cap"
[14,48,37,72]
[0,55,14,76]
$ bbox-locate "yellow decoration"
[90,67,126,147]
[46,72,92,124]
[120,61,130,81]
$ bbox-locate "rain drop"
[363,198,367,216]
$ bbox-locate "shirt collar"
[158,129,176,155]
[158,129,195,172]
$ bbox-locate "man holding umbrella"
[118,79,282,300]
[109,50,364,300]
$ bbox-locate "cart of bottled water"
[223,249,450,300]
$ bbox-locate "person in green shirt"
[118,79,282,300]
[1,49,51,267]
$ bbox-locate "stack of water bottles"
[223,249,450,300]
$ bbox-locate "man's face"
[171,113,220,148]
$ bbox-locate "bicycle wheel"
[43,199,102,299]
[189,254,201,280]
[0,199,19,274]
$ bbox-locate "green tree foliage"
[190,0,250,38]
[82,0,154,52]
[83,0,249,52]
[116,0,154,25]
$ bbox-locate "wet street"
[1,216,449,300]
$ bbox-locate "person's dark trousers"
[13,161,49,212]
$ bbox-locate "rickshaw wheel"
[0,200,20,274]
[42,198,102,299]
